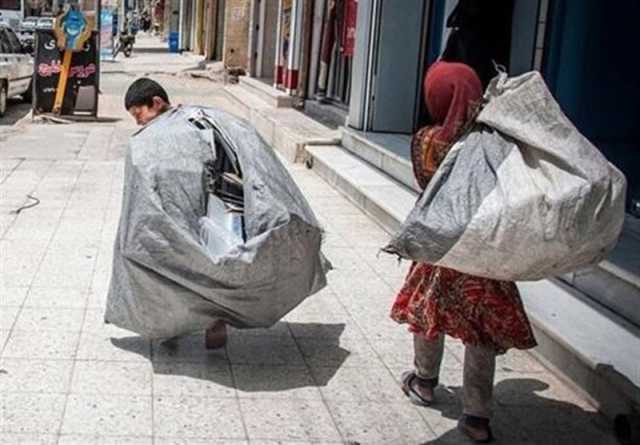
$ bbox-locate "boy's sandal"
[401,371,438,407]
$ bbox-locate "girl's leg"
[402,334,445,405]
[414,333,445,381]
[460,344,497,442]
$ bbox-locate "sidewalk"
[101,33,205,75]
[0,40,618,444]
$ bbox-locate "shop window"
[312,0,357,106]
[543,0,640,216]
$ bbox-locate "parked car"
[20,16,38,34]
[0,24,33,116]
[35,17,54,31]
[17,17,37,54]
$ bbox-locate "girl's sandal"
[458,414,494,443]
[401,371,438,407]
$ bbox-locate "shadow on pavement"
[134,47,170,54]
[111,322,350,391]
[420,378,615,445]
[0,100,31,126]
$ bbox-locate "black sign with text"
[33,30,99,116]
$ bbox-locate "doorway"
[543,0,640,215]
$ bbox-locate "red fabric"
[392,61,536,354]
[283,68,299,89]
[391,263,536,354]
[320,0,337,65]
[341,0,357,57]
[423,61,483,144]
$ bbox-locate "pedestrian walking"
[391,61,537,443]
[110,78,327,349]
[121,78,228,348]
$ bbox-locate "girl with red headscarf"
[391,61,536,443]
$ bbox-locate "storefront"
[247,0,356,110]
[306,0,357,105]
[345,0,639,327]
[348,0,529,134]
[539,0,640,325]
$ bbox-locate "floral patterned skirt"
[391,263,537,355]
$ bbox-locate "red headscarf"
[424,61,483,143]
[411,61,483,189]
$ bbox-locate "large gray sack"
[384,71,627,281]
[105,106,329,339]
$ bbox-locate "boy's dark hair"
[124,78,170,110]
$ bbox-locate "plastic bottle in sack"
[199,217,242,257]
[227,211,244,239]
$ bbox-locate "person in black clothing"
[440,0,515,88]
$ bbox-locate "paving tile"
[81,308,116,332]
[155,439,247,445]
[0,287,29,307]
[0,433,58,444]
[152,362,235,398]
[249,442,343,445]
[2,393,66,434]
[0,329,9,348]
[3,217,58,241]
[152,334,227,364]
[86,289,109,309]
[233,365,321,400]
[3,329,80,360]
[23,287,89,309]
[71,361,152,396]
[240,398,341,442]
[61,395,152,436]
[229,321,291,338]
[348,310,413,341]
[287,320,363,342]
[0,305,20,330]
[58,435,153,445]
[369,338,463,371]
[493,371,597,411]
[226,334,304,366]
[311,365,404,403]
[76,329,150,363]
[32,251,97,289]
[498,405,616,445]
[12,307,85,332]
[320,246,376,272]
[0,254,44,287]
[296,335,380,369]
[328,270,394,302]
[0,359,74,394]
[496,349,547,373]
[153,396,246,440]
[326,400,432,444]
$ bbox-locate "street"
[0,36,619,444]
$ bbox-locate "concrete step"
[238,76,295,108]
[304,141,640,421]
[223,83,271,121]
[224,84,340,163]
[305,144,416,234]
[520,279,640,420]
[341,127,419,192]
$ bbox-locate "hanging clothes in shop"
[342,0,357,57]
[317,0,356,98]
[276,0,293,88]
[317,0,339,98]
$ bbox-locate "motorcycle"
[114,30,135,58]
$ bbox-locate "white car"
[0,24,33,116]
[35,17,55,31]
